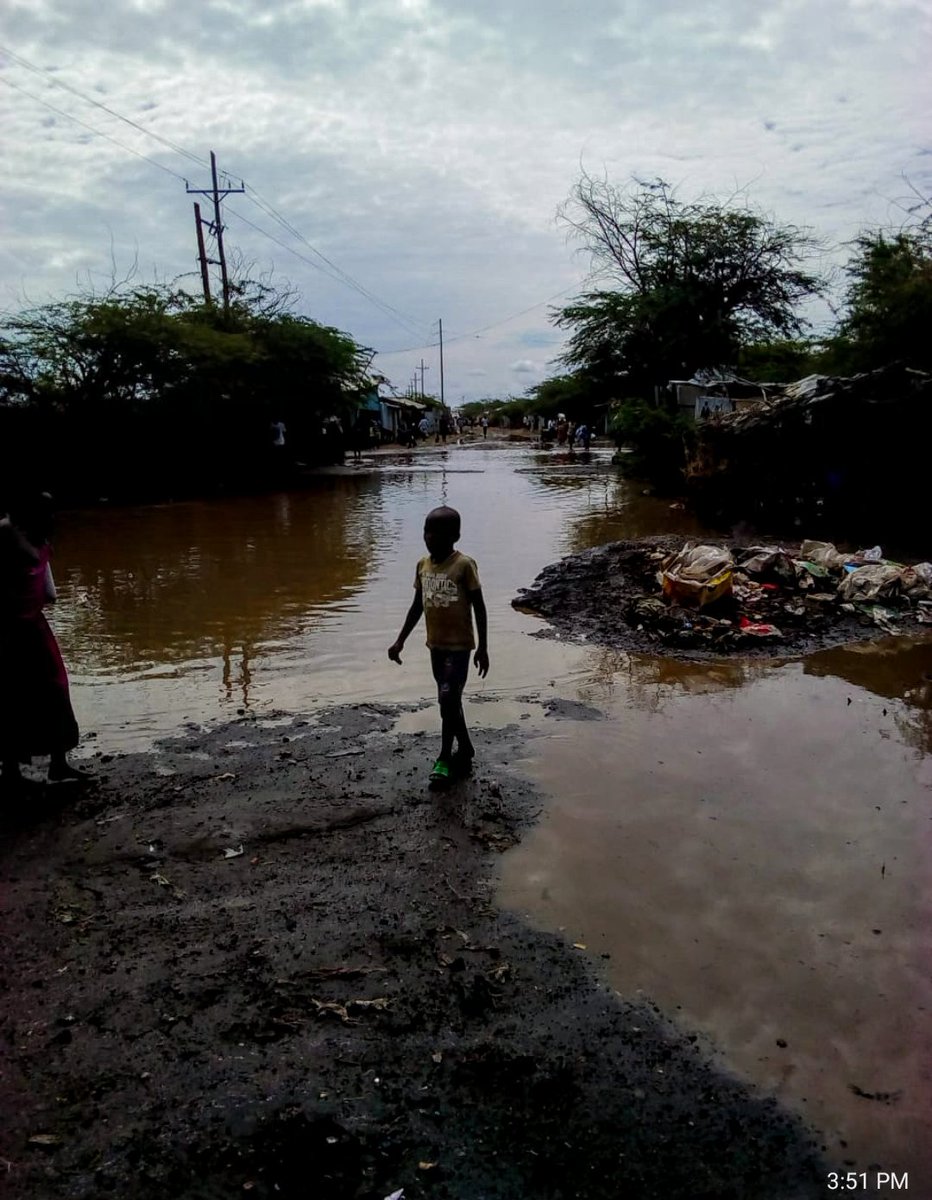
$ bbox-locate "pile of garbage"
[515,534,932,658]
[637,539,932,649]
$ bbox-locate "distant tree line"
[0,280,371,503]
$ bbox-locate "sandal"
[429,759,451,785]
[47,766,93,785]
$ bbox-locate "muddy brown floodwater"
[4,440,932,1195]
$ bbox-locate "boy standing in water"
[388,506,488,785]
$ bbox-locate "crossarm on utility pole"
[185,150,244,316]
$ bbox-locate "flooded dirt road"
[45,442,932,1183]
[52,444,703,742]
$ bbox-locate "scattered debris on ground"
[514,536,932,658]
[0,703,832,1198]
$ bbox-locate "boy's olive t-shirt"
[415,551,481,650]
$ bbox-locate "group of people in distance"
[546,414,591,450]
[334,409,597,461]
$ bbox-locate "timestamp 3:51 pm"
[827,1172,909,1192]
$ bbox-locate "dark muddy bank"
[1,704,833,1199]
[513,537,930,660]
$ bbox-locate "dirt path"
[1,703,832,1199]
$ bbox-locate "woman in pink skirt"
[0,491,84,794]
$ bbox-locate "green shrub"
[609,397,694,489]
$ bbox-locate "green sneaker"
[429,759,451,785]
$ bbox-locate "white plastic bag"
[837,565,901,603]
[799,539,848,570]
[662,543,733,583]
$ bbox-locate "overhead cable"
[0,74,189,182]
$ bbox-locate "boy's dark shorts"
[430,649,470,704]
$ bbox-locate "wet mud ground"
[0,702,834,1200]
[513,537,914,659]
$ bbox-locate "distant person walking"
[0,491,86,795]
[481,415,489,439]
[349,414,369,463]
[270,419,286,447]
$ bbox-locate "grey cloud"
[518,330,560,348]
[2,0,929,401]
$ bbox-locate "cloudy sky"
[2,0,930,401]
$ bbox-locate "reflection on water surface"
[49,442,932,1177]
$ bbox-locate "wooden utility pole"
[210,153,232,313]
[186,152,244,314]
[438,319,445,409]
[192,203,212,304]
[418,358,429,398]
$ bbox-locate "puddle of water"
[45,441,932,1173]
[53,447,652,746]
[394,697,552,741]
[500,647,932,1177]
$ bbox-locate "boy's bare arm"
[470,589,489,677]
[388,594,424,663]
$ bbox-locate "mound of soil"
[513,537,928,659]
[0,703,833,1198]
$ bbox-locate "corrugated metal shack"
[662,374,784,420]
[684,364,932,545]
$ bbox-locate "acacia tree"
[523,374,595,419]
[836,224,932,372]
[0,281,370,498]
[554,175,824,394]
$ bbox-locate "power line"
[239,190,430,339]
[0,44,432,336]
[3,46,578,353]
[222,204,439,341]
[243,184,431,338]
[450,286,578,341]
[376,286,578,356]
[0,78,366,315]
[224,204,428,337]
[0,43,208,169]
[0,74,189,182]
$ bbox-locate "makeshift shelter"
[684,365,932,545]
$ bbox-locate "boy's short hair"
[425,506,461,537]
